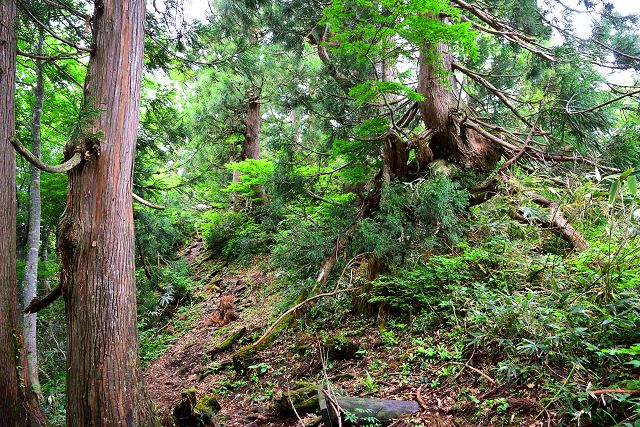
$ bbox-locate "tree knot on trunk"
[64,128,103,164]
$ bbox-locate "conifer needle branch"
[9,135,82,173]
[17,0,92,53]
[566,88,640,115]
[132,193,166,210]
[453,62,531,126]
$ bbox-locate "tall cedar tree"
[0,0,45,424]
[54,0,157,423]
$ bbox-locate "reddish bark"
[232,88,267,205]
[0,1,45,424]
[0,1,25,422]
[417,43,501,171]
[56,0,157,424]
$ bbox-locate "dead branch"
[132,192,166,210]
[511,190,589,251]
[304,189,349,207]
[17,50,79,61]
[445,361,497,385]
[416,385,428,410]
[566,88,640,115]
[24,284,62,314]
[453,62,531,126]
[252,287,357,349]
[590,389,640,396]
[18,0,92,53]
[453,0,556,62]
[10,135,82,173]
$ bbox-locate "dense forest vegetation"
[1,0,639,425]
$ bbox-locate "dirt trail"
[144,243,548,427]
[144,246,296,426]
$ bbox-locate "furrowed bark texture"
[417,43,501,171]
[0,2,45,424]
[232,89,266,205]
[0,0,25,423]
[57,0,156,424]
[23,28,45,403]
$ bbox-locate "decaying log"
[469,174,589,252]
[319,387,420,426]
[196,359,233,381]
[294,332,362,360]
[164,388,220,427]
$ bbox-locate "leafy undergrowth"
[143,223,640,427]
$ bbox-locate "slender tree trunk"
[0,1,45,424]
[417,43,501,171]
[23,28,45,404]
[56,0,156,424]
[41,227,50,292]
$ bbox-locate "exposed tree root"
[231,287,357,372]
[511,191,589,252]
[208,327,246,355]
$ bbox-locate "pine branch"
[18,0,92,53]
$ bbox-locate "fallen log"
[318,386,420,426]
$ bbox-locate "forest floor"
[144,242,553,426]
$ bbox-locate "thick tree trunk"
[0,1,25,422]
[0,1,45,424]
[417,43,501,171]
[381,53,410,183]
[232,88,266,206]
[23,28,45,404]
[56,0,157,424]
